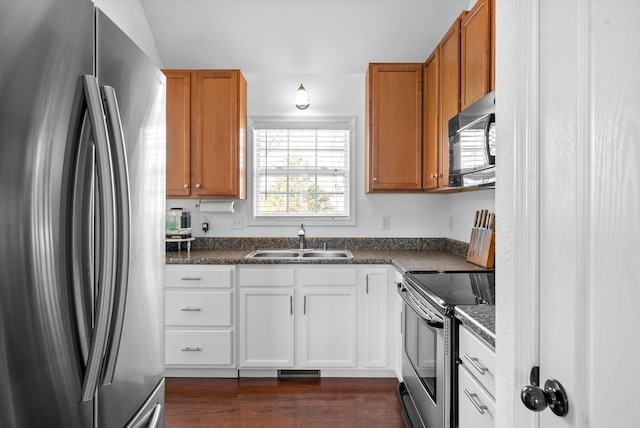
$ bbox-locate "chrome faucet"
[297,224,306,250]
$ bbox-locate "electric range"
[397,270,495,428]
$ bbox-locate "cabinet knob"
[431,174,438,179]
[183,184,189,189]
[373,178,378,182]
[195,183,201,188]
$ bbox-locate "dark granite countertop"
[455,305,495,349]
[166,237,486,270]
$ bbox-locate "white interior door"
[517,0,640,426]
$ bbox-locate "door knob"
[521,367,569,417]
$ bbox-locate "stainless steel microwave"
[448,91,495,188]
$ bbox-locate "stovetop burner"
[404,270,495,313]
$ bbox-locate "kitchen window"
[248,116,355,225]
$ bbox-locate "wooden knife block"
[467,230,495,268]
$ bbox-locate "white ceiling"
[141,0,471,74]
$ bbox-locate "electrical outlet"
[231,216,245,230]
[380,215,390,230]
[449,215,454,231]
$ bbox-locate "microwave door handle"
[79,75,117,401]
[99,85,131,385]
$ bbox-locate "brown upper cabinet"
[436,13,465,191]
[163,69,247,199]
[366,0,494,194]
[461,0,494,110]
[365,63,423,192]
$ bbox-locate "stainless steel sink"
[301,251,351,258]
[247,250,300,258]
[245,249,354,260]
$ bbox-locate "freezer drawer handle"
[463,353,488,375]
[464,389,488,415]
[181,347,202,352]
[147,403,163,428]
[181,307,202,312]
[181,277,202,281]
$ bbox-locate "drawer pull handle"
[464,388,488,415]
[181,347,202,352]
[464,353,488,375]
[181,277,202,281]
[181,307,202,312]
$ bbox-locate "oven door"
[399,282,450,428]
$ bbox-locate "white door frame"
[495,0,540,426]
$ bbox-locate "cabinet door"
[299,288,357,368]
[362,268,388,368]
[422,51,440,190]
[192,70,246,199]
[458,365,495,428]
[164,70,191,196]
[238,288,294,368]
[461,0,492,110]
[365,63,423,192]
[439,15,464,188]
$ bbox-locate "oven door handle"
[398,283,444,329]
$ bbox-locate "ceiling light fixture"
[295,84,310,110]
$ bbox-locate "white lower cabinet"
[457,324,496,427]
[165,264,397,377]
[164,265,236,377]
[237,265,395,375]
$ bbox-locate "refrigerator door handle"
[99,85,132,385]
[79,74,118,402]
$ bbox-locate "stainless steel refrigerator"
[0,1,166,427]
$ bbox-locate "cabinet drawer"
[459,325,495,397]
[458,365,495,428]
[165,330,233,366]
[238,267,295,287]
[166,265,233,288]
[166,291,232,327]
[299,267,357,286]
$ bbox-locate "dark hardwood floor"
[165,377,405,428]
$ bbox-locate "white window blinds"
[252,119,352,218]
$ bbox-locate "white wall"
[168,72,495,239]
[93,0,163,66]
